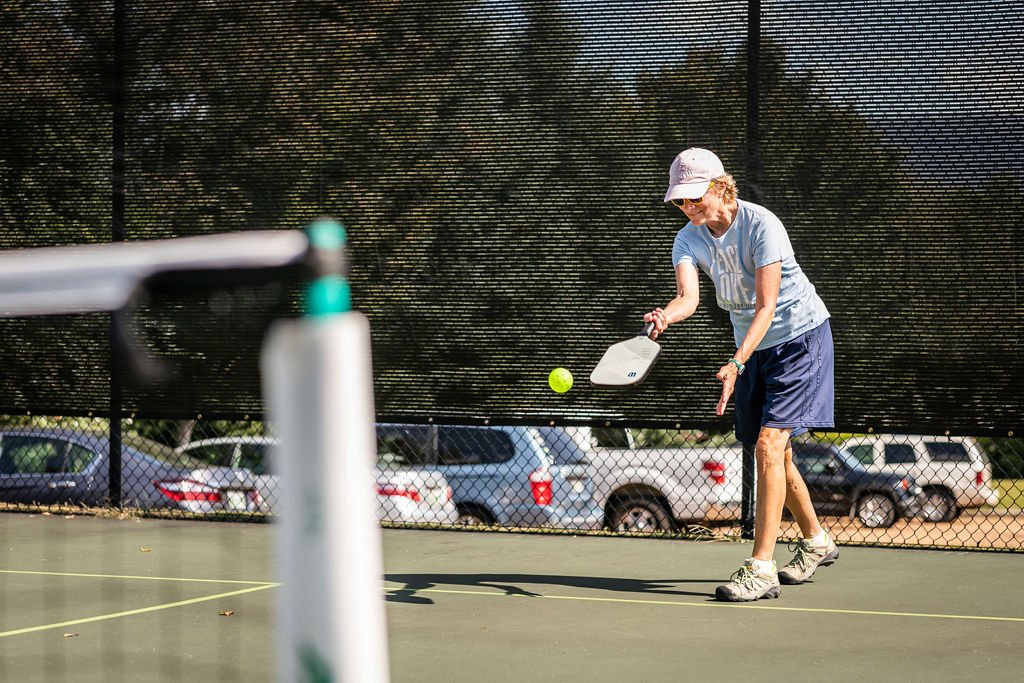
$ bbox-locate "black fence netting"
[0,0,1019,433]
[0,0,1022,545]
[4,4,1022,680]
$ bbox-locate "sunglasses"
[670,180,716,208]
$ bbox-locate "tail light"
[976,470,985,487]
[444,486,453,502]
[155,479,222,503]
[376,484,422,502]
[529,468,553,506]
[702,461,726,486]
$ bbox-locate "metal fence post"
[108,0,127,508]
[745,0,762,203]
[741,442,756,540]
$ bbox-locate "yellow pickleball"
[548,367,573,393]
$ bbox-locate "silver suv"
[841,434,999,522]
[376,424,603,530]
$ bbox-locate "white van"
[840,435,999,522]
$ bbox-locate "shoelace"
[786,540,812,570]
[729,565,759,589]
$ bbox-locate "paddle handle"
[641,321,656,338]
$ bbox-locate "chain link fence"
[2,416,1019,551]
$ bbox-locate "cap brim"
[664,179,711,203]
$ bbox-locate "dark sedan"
[792,441,924,528]
[0,428,260,513]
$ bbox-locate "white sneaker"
[778,534,839,585]
[715,560,781,602]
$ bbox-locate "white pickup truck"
[569,427,743,532]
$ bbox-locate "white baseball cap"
[663,148,725,202]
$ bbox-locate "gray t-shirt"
[672,198,829,350]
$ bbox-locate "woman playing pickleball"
[644,148,838,601]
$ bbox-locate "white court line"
[0,568,275,585]
[386,585,1024,623]
[0,569,280,639]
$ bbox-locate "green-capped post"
[266,219,388,682]
[305,275,351,317]
[303,218,351,316]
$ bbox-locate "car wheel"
[856,493,897,528]
[608,495,673,533]
[920,488,959,523]
[455,505,494,526]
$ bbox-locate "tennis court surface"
[2,515,1021,681]
[384,529,1024,681]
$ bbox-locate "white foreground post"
[0,222,389,681]
[262,219,389,683]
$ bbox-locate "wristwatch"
[727,358,745,375]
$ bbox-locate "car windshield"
[182,443,239,468]
[178,440,273,471]
[537,428,589,465]
[836,447,866,471]
[590,427,631,448]
[377,426,432,466]
[796,443,864,473]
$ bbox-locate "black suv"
[792,441,924,528]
